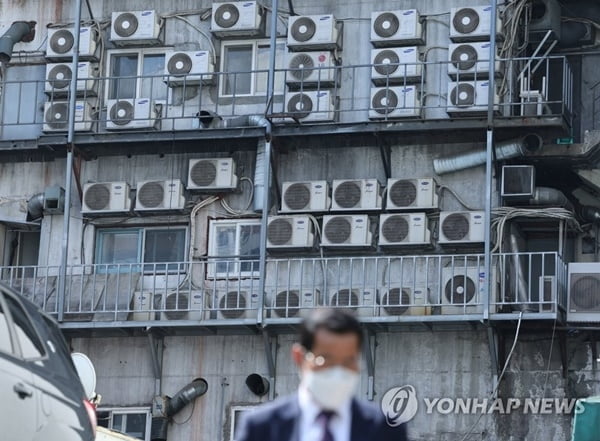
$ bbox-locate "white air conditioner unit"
[280,180,330,213]
[211,1,264,37]
[329,288,378,317]
[321,215,372,247]
[386,178,438,211]
[285,90,336,122]
[187,158,238,191]
[438,211,485,245]
[371,47,421,85]
[369,86,421,119]
[110,10,161,45]
[135,179,185,211]
[450,6,503,42]
[379,213,430,246]
[379,286,429,316]
[538,275,557,313]
[161,290,204,321]
[164,51,214,86]
[286,51,337,88]
[269,289,320,318]
[330,179,381,211]
[448,42,502,79]
[568,263,600,322]
[447,80,500,116]
[501,165,536,201]
[46,26,97,59]
[212,290,259,319]
[43,100,93,133]
[267,215,314,249]
[106,98,157,130]
[370,9,424,46]
[82,182,131,214]
[441,266,492,314]
[45,62,97,95]
[131,291,156,321]
[287,15,340,51]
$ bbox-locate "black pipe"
[0,21,36,63]
[166,378,208,417]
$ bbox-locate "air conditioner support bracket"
[363,329,376,401]
[262,329,277,400]
[147,331,165,395]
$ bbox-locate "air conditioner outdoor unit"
[568,263,600,322]
[280,180,330,213]
[82,182,131,214]
[106,98,157,130]
[213,290,259,319]
[369,86,421,119]
[441,266,490,314]
[269,289,320,318]
[187,158,238,191]
[135,179,185,211]
[321,215,372,247]
[450,6,503,42]
[331,179,381,211]
[164,51,214,86]
[448,42,502,79]
[46,26,97,59]
[43,100,93,132]
[45,62,98,96]
[286,51,337,89]
[386,178,438,211]
[371,47,421,85]
[370,9,424,46]
[211,1,264,37]
[267,215,314,249]
[285,90,336,122]
[447,80,500,116]
[438,211,485,244]
[501,165,535,201]
[528,0,561,43]
[329,288,378,317]
[287,15,340,51]
[161,290,204,321]
[110,10,161,45]
[379,213,430,246]
[379,286,429,316]
[131,291,156,321]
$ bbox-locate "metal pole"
[483,0,498,323]
[256,0,278,326]
[57,0,83,321]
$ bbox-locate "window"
[230,406,258,441]
[219,39,286,97]
[207,219,261,278]
[107,49,167,101]
[3,294,45,359]
[0,298,13,355]
[98,408,151,441]
[95,227,187,273]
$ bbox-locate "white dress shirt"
[298,385,352,441]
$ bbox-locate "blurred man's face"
[293,329,361,373]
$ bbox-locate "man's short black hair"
[298,308,363,351]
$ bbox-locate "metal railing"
[0,252,566,326]
[0,56,573,136]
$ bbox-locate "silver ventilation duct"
[0,21,36,63]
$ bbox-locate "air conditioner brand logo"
[482,43,491,48]
[414,216,422,221]
[243,2,254,7]
[320,16,331,21]
[355,218,364,223]
[403,48,415,53]
[381,385,419,426]
[138,99,149,104]
[81,28,89,33]
[403,11,415,16]
[315,184,323,189]
[317,92,327,97]
[78,63,85,67]
[473,214,483,220]
[142,11,152,16]
[196,52,206,57]
[484,6,492,11]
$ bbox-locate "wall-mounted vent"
[501,165,535,201]
[82,182,131,214]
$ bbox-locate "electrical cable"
[438,185,480,211]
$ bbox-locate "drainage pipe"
[0,21,36,63]
[27,193,45,221]
[433,133,543,175]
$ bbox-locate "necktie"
[317,410,335,441]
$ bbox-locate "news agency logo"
[380,385,419,426]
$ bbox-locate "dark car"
[0,282,96,441]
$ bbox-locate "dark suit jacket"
[235,395,409,441]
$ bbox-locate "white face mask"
[302,366,359,411]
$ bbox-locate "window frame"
[230,405,259,441]
[94,226,189,274]
[207,218,262,278]
[105,48,168,102]
[218,38,286,98]
[97,407,152,441]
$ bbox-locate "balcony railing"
[0,252,566,327]
[0,56,573,138]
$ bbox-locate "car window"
[0,299,13,354]
[3,295,45,359]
